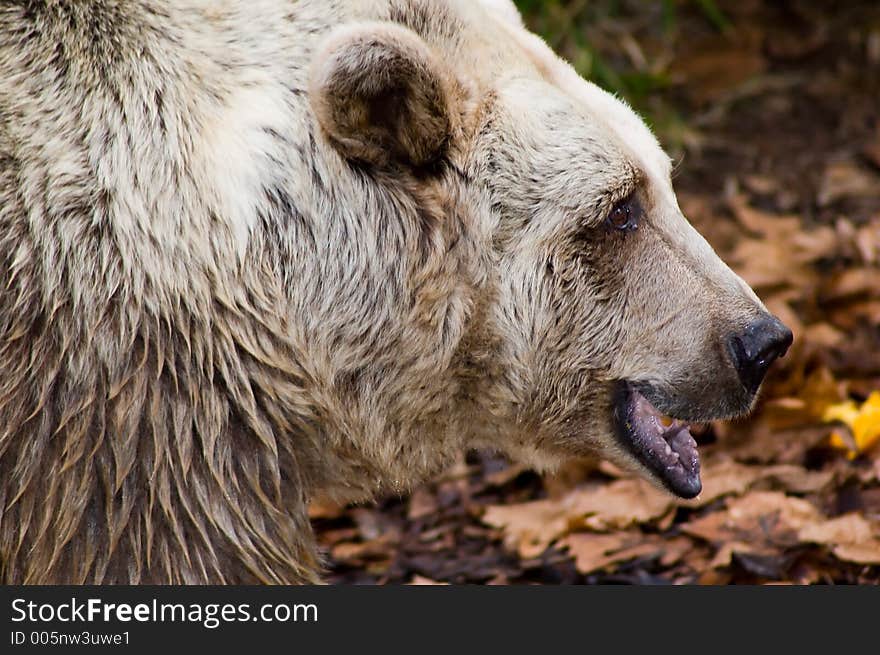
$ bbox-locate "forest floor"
[313,0,880,584]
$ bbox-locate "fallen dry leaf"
[853,220,880,264]
[717,415,830,464]
[331,534,398,563]
[682,458,835,508]
[800,323,846,350]
[799,513,880,565]
[824,391,880,459]
[818,161,880,206]
[484,463,530,488]
[682,491,822,554]
[566,478,673,531]
[482,499,570,559]
[798,513,873,545]
[659,536,695,567]
[819,268,880,303]
[408,487,439,520]
[708,541,760,569]
[560,532,659,575]
[483,478,673,558]
[831,542,880,565]
[760,465,835,494]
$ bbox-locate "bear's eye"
[605,196,641,232]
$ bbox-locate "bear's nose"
[727,315,793,395]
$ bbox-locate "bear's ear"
[309,23,457,168]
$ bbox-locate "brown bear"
[0,0,791,583]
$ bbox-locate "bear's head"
[308,0,792,499]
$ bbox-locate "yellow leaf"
[823,392,880,459]
[822,400,859,425]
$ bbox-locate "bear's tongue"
[624,386,702,499]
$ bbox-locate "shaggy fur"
[0,0,771,583]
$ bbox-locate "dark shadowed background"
[314,0,880,584]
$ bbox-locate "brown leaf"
[797,511,880,564]
[682,491,822,548]
[316,527,359,548]
[482,499,570,559]
[659,536,695,567]
[742,174,779,196]
[818,161,880,206]
[407,487,439,521]
[567,478,673,531]
[560,532,658,575]
[729,196,800,237]
[828,300,880,329]
[730,238,813,291]
[484,463,530,488]
[719,415,830,464]
[708,541,763,569]
[543,458,599,498]
[331,534,397,563]
[854,220,880,264]
[761,465,835,494]
[800,324,846,350]
[726,196,838,295]
[819,268,880,304]
[483,478,672,558]
[831,542,880,565]
[679,458,833,507]
[790,225,841,263]
[798,513,873,545]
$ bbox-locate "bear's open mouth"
[612,382,702,499]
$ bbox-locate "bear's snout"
[726,315,793,396]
